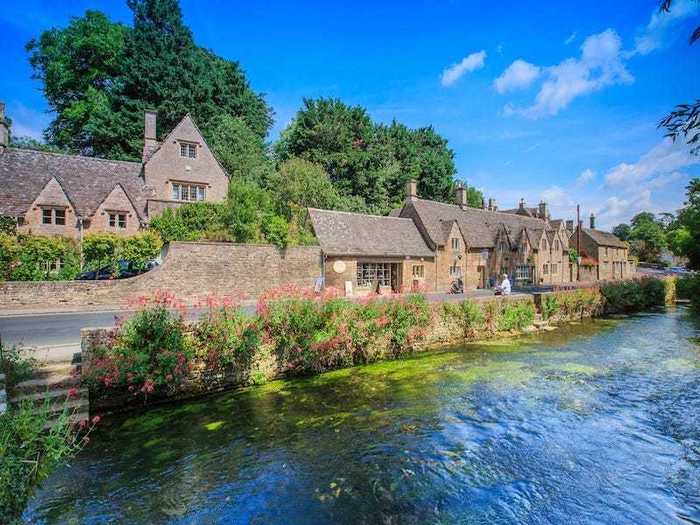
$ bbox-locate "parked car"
[76,260,143,281]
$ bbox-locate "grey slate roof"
[582,227,628,248]
[0,148,152,219]
[404,199,549,249]
[308,208,434,257]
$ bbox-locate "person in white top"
[495,273,511,296]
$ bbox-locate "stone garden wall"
[0,242,323,312]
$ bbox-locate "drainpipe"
[78,217,84,270]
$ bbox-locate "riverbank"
[80,277,675,416]
[24,306,700,524]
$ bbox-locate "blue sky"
[1,0,699,229]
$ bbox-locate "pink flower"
[91,415,101,425]
[67,387,79,398]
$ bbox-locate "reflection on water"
[25,309,700,524]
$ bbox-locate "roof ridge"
[308,207,415,221]
[414,198,548,222]
[7,147,141,167]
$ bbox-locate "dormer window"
[41,207,66,225]
[451,238,460,251]
[179,142,197,159]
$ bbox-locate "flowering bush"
[194,307,259,373]
[83,304,194,399]
[600,277,666,314]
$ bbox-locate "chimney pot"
[406,180,418,201]
[0,102,8,149]
[519,198,525,210]
[589,213,596,230]
[566,219,574,233]
[538,201,549,220]
[481,197,486,210]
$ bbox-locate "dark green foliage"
[26,1,272,159]
[612,223,631,241]
[9,235,80,281]
[0,402,88,522]
[84,304,194,396]
[194,308,259,372]
[600,278,668,313]
[540,295,559,321]
[276,98,464,214]
[675,179,700,269]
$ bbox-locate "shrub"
[555,289,603,320]
[0,401,95,521]
[0,343,36,388]
[497,299,535,332]
[482,300,501,335]
[194,307,259,373]
[442,300,484,340]
[83,304,194,399]
[600,277,666,314]
[0,233,19,280]
[382,294,432,355]
[119,231,163,271]
[10,235,80,281]
[540,294,559,321]
[82,232,120,271]
[677,274,700,308]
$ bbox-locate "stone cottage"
[310,181,632,295]
[0,103,228,238]
[571,214,633,281]
[308,208,436,295]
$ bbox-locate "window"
[179,142,197,158]
[412,264,424,278]
[357,262,391,287]
[551,263,558,274]
[171,182,206,202]
[543,264,549,275]
[109,212,127,229]
[451,237,460,251]
[43,259,63,274]
[555,240,560,251]
[541,239,547,250]
[515,265,531,281]
[449,264,462,278]
[41,207,66,225]
[500,241,508,252]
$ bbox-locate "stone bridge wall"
[0,242,322,312]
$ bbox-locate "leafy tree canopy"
[26,0,272,159]
[276,98,461,214]
[612,223,631,241]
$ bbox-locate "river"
[24,308,700,524]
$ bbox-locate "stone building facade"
[310,182,632,295]
[0,103,228,237]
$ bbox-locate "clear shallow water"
[24,309,700,525]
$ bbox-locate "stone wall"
[0,242,322,311]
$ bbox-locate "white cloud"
[440,50,487,87]
[576,168,595,186]
[564,31,577,45]
[494,59,541,94]
[499,29,633,118]
[604,138,699,187]
[633,0,700,55]
[540,185,572,207]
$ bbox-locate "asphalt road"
[0,289,510,357]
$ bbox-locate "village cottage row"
[0,103,633,294]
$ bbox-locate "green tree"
[676,178,700,268]
[628,212,667,262]
[26,10,127,154]
[666,226,692,257]
[612,223,631,241]
[204,114,272,182]
[223,178,276,243]
[267,158,341,220]
[26,0,272,159]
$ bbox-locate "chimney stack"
[0,102,8,150]
[487,198,498,212]
[589,213,596,230]
[406,180,418,202]
[566,219,574,235]
[481,197,486,210]
[455,184,468,208]
[538,201,549,220]
[142,109,158,162]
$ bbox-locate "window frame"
[179,142,198,159]
[356,262,392,288]
[451,237,460,251]
[40,206,66,226]
[108,211,128,229]
[171,181,206,202]
[412,264,425,278]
